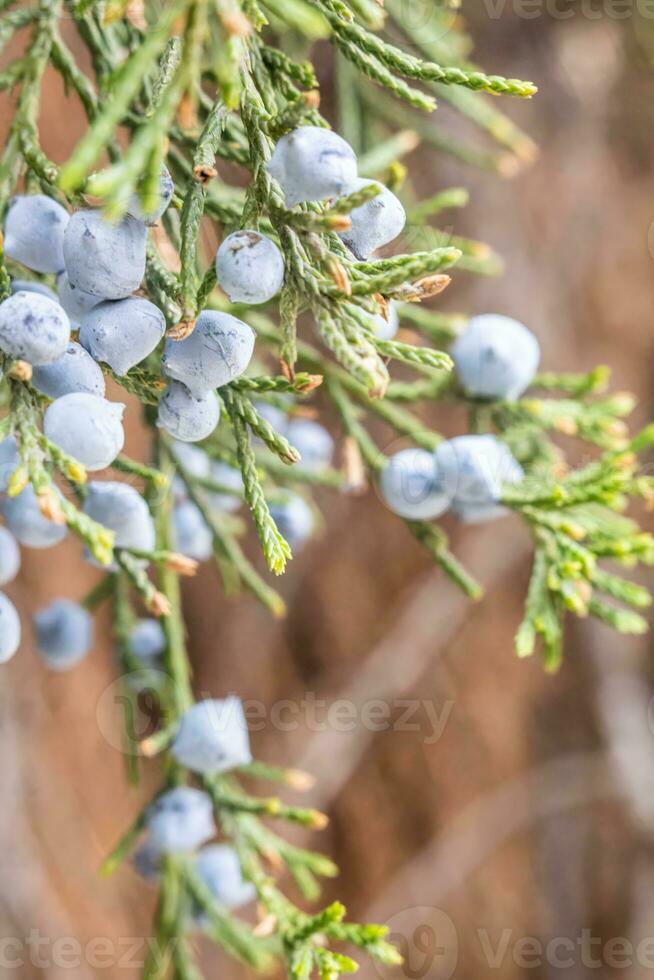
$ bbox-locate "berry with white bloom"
[130,619,166,662]
[285,418,334,471]
[2,486,67,548]
[0,291,70,365]
[44,394,125,471]
[208,461,242,513]
[380,448,450,520]
[132,839,163,883]
[215,230,285,304]
[370,303,399,342]
[192,845,256,921]
[267,126,357,207]
[269,494,314,550]
[338,178,406,259]
[452,314,540,401]
[157,382,221,443]
[162,311,255,398]
[172,500,213,562]
[63,210,147,300]
[56,271,101,324]
[80,296,166,375]
[33,599,93,671]
[0,592,21,663]
[146,786,216,853]
[0,436,20,493]
[11,278,58,302]
[434,434,523,524]
[0,527,20,586]
[4,194,68,274]
[82,481,155,553]
[127,167,174,226]
[171,697,252,775]
[32,342,106,399]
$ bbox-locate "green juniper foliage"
[0,0,653,977]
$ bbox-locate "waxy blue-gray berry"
[63,210,147,300]
[370,303,399,342]
[132,839,163,883]
[146,786,216,853]
[267,126,357,207]
[0,291,70,365]
[32,342,106,399]
[215,230,285,304]
[33,599,93,671]
[83,481,155,552]
[339,178,406,259]
[80,296,166,375]
[208,461,242,514]
[193,845,256,915]
[380,448,450,521]
[163,311,255,398]
[56,271,101,324]
[157,382,221,443]
[0,436,20,493]
[4,194,68,274]
[452,314,540,402]
[130,618,166,662]
[172,501,213,562]
[2,486,67,548]
[171,697,252,775]
[285,418,334,471]
[127,167,174,226]
[44,393,125,471]
[269,494,314,550]
[0,527,20,586]
[11,278,58,302]
[434,435,523,523]
[0,592,21,663]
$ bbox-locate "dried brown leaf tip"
[8,360,32,382]
[222,9,252,37]
[38,489,66,524]
[126,0,147,30]
[303,90,321,110]
[397,273,451,302]
[168,318,196,341]
[177,92,198,132]
[193,164,218,184]
[326,214,352,232]
[280,358,295,383]
[149,590,172,618]
[164,552,199,576]
[296,374,323,393]
[342,436,367,494]
[327,258,351,295]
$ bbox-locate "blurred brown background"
[3,6,654,979]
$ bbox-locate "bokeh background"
[2,4,654,979]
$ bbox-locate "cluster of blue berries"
[133,697,255,916]
[380,314,538,523]
[0,135,536,671]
